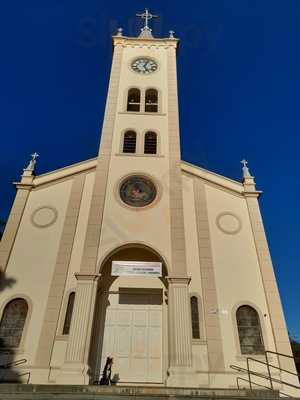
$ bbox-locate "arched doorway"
[89,244,168,385]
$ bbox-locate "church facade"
[0,12,297,391]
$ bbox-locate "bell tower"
[59,10,196,385]
[79,10,191,279]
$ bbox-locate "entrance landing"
[0,384,280,400]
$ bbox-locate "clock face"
[131,58,158,74]
[120,176,157,207]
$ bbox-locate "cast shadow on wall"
[0,271,29,383]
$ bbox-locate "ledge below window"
[192,339,207,345]
[115,153,164,158]
[119,111,166,116]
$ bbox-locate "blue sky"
[0,1,299,337]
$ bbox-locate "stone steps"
[0,385,282,400]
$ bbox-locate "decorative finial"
[25,152,39,172]
[169,30,175,39]
[241,159,251,178]
[136,8,159,38]
[116,27,123,37]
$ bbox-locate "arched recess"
[0,297,29,349]
[145,88,159,112]
[232,302,267,356]
[122,130,137,153]
[97,242,169,277]
[127,88,141,112]
[190,295,200,339]
[144,131,158,154]
[236,305,264,355]
[62,291,76,335]
[89,243,169,384]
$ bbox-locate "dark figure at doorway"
[100,357,113,385]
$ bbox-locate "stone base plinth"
[167,366,198,387]
[0,384,280,399]
[55,363,90,385]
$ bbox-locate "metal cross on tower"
[24,152,39,172]
[136,8,159,30]
[240,159,248,169]
[31,152,39,162]
[241,159,251,178]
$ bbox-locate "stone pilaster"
[0,172,34,273]
[35,174,85,368]
[193,179,225,372]
[56,37,122,386]
[244,181,297,374]
[167,45,188,277]
[79,43,123,275]
[166,44,197,386]
[57,273,100,384]
[167,277,195,386]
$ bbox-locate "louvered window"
[123,131,137,153]
[144,132,157,154]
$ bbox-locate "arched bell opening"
[89,244,168,385]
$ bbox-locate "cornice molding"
[112,36,178,49]
[181,161,244,195]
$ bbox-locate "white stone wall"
[0,179,72,366]
[97,44,173,272]
[205,184,276,369]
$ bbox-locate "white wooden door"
[99,291,163,383]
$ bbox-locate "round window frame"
[130,57,159,76]
[216,212,242,235]
[31,206,58,229]
[116,174,161,211]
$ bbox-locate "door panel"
[100,290,163,383]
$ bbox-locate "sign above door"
[112,261,162,277]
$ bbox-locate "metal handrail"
[246,353,300,391]
[266,350,300,362]
[0,358,29,384]
[246,356,275,390]
[266,350,300,377]
[236,376,291,398]
[231,364,278,383]
[17,372,30,384]
[237,376,270,391]
[231,349,300,394]
[0,358,27,369]
[230,364,299,390]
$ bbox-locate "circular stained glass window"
[120,176,157,208]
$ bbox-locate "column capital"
[167,276,191,285]
[243,190,262,198]
[75,273,101,282]
[14,172,35,189]
[14,182,34,190]
[243,175,257,193]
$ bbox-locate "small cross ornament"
[241,159,251,178]
[25,152,39,172]
[116,27,123,37]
